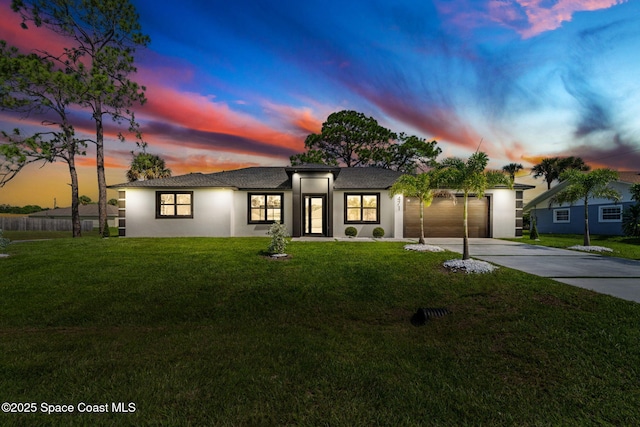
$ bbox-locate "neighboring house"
[524,171,640,236]
[29,204,119,228]
[110,165,532,239]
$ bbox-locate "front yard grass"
[2,228,117,241]
[507,231,640,260]
[1,237,640,425]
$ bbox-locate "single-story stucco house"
[524,171,640,236]
[29,204,119,228]
[110,165,532,239]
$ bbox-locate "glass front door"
[304,195,325,236]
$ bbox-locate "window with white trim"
[553,208,570,223]
[599,205,622,222]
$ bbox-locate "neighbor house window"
[599,205,622,222]
[345,193,380,223]
[553,208,570,223]
[156,191,193,218]
[249,193,283,223]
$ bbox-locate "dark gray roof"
[333,167,403,189]
[109,172,232,189]
[110,166,403,190]
[213,167,291,189]
[111,166,536,192]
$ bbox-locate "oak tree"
[290,110,440,173]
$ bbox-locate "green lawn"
[1,237,640,425]
[2,228,117,241]
[507,231,640,260]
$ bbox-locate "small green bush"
[530,220,539,240]
[372,227,385,238]
[345,226,357,237]
[0,229,10,253]
[102,219,111,238]
[267,221,290,254]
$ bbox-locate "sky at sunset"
[1,0,639,207]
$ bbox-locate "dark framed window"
[156,191,193,218]
[249,193,284,224]
[345,193,380,224]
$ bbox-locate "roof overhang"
[285,165,341,178]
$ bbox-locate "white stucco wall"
[123,188,233,237]
[393,194,403,238]
[333,190,397,238]
[489,189,516,238]
[231,191,293,237]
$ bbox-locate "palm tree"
[389,170,451,244]
[532,156,590,189]
[558,156,590,174]
[438,152,511,260]
[126,152,172,182]
[502,163,523,184]
[531,157,560,190]
[549,169,620,246]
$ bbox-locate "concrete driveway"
[423,238,640,304]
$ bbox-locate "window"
[156,191,193,218]
[599,205,622,222]
[345,193,380,223]
[553,208,570,223]
[249,193,283,223]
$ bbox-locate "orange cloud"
[75,153,127,170]
[292,110,322,134]
[261,102,323,135]
[139,84,304,152]
[166,155,260,175]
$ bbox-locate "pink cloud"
[493,0,626,38]
[261,102,323,135]
[0,0,69,56]
[137,84,304,152]
[436,0,627,38]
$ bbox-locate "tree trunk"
[419,200,425,245]
[462,192,470,260]
[584,198,590,246]
[69,155,81,238]
[95,102,107,236]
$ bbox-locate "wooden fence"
[0,217,94,232]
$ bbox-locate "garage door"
[403,195,489,238]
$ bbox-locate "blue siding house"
[524,171,640,236]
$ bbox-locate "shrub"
[102,219,111,238]
[530,220,539,240]
[622,204,640,237]
[267,221,290,254]
[372,227,385,238]
[345,226,357,237]
[0,229,9,253]
[529,217,540,240]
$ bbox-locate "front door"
[304,195,325,236]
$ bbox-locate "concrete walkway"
[423,238,640,304]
